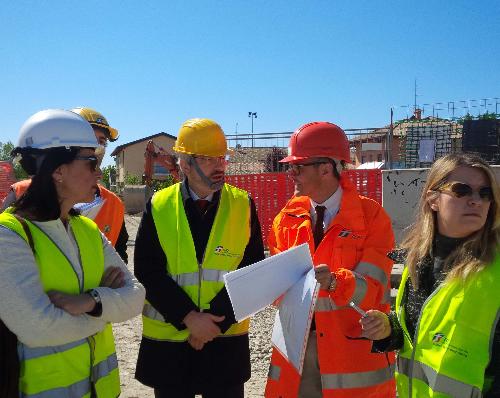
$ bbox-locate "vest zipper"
[407,283,445,396]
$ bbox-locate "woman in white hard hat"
[0,109,145,398]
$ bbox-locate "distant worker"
[134,118,265,398]
[265,122,396,397]
[361,153,500,397]
[1,107,129,263]
[0,109,145,397]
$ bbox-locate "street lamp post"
[248,111,257,147]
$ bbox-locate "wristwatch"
[328,274,337,292]
[88,289,101,305]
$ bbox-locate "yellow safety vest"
[0,212,120,398]
[142,182,251,341]
[395,254,500,398]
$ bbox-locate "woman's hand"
[360,310,392,340]
[48,291,96,315]
[100,266,125,289]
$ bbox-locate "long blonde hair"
[401,153,500,288]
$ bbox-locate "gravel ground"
[114,215,275,397]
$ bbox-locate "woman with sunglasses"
[361,153,500,398]
[0,109,145,398]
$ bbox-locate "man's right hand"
[183,310,224,343]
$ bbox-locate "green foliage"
[0,141,28,180]
[124,173,142,185]
[457,112,499,125]
[101,165,116,189]
[151,175,175,191]
[0,141,14,160]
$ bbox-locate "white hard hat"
[17,109,99,150]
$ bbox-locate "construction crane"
[143,140,180,185]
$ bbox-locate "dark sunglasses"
[437,181,493,202]
[286,161,329,175]
[74,155,99,171]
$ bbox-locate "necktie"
[313,205,326,248]
[196,199,210,213]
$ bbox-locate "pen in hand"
[349,301,367,318]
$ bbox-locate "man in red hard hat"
[265,122,396,398]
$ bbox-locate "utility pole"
[387,107,393,169]
[248,112,257,147]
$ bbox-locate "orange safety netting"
[226,169,382,248]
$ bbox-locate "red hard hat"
[280,122,351,163]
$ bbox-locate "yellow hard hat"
[173,118,229,157]
[71,107,119,142]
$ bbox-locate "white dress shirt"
[310,185,343,232]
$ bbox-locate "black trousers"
[154,383,244,398]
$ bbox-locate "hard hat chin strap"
[189,156,225,191]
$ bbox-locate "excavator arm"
[144,140,180,185]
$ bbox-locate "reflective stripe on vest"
[144,183,251,341]
[171,268,228,286]
[350,271,368,303]
[354,261,388,286]
[20,378,91,398]
[321,364,395,389]
[395,255,500,397]
[0,213,120,398]
[397,357,481,398]
[315,297,342,312]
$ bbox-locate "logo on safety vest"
[432,332,468,357]
[214,245,240,258]
[432,333,447,344]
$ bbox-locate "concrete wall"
[382,166,500,243]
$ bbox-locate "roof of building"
[349,117,462,142]
[110,132,176,156]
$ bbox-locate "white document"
[271,268,319,374]
[224,243,313,322]
[418,139,435,162]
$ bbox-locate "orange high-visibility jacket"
[11,179,31,198]
[94,186,124,246]
[11,180,123,246]
[265,178,396,398]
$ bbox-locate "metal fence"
[226,169,382,248]
[0,161,15,202]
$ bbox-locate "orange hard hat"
[280,121,351,163]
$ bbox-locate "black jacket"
[134,181,264,391]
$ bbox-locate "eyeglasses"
[437,181,493,202]
[286,162,329,175]
[74,155,99,171]
[192,155,228,166]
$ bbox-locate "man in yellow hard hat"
[1,107,129,263]
[70,107,128,262]
[134,118,265,398]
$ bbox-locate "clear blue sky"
[1,1,499,166]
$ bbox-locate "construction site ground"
[116,214,403,397]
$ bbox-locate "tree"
[101,165,116,190]
[0,141,28,180]
[124,173,142,185]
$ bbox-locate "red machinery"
[143,140,180,185]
